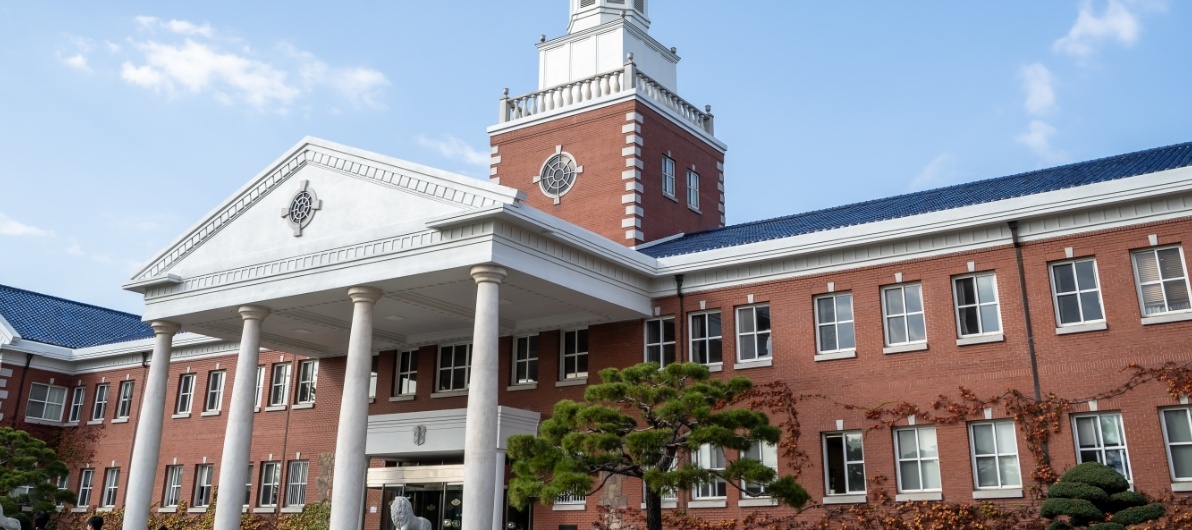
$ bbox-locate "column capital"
[238,305,272,321]
[348,285,384,305]
[149,320,181,335]
[470,265,508,285]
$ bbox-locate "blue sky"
[1,1,1189,314]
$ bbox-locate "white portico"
[121,138,656,530]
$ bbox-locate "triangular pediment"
[127,137,523,287]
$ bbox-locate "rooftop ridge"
[0,283,144,321]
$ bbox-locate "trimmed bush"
[1111,503,1165,526]
[1107,490,1148,512]
[1048,481,1110,506]
[1042,497,1105,526]
[1060,462,1130,494]
[1045,521,1073,530]
[1088,523,1126,530]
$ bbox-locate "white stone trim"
[1055,321,1108,335]
[896,492,942,502]
[972,489,1023,499]
[822,494,866,505]
[1141,311,1192,325]
[956,334,1004,346]
[883,342,928,354]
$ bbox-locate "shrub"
[1088,523,1126,530]
[1041,497,1105,527]
[1045,521,1073,530]
[1048,481,1110,506]
[1111,503,1165,526]
[1060,462,1130,494]
[1107,490,1148,512]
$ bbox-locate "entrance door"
[377,483,463,530]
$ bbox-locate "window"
[295,360,318,404]
[77,468,94,506]
[259,462,281,507]
[26,383,67,422]
[882,284,926,346]
[823,432,865,495]
[101,468,120,507]
[1074,413,1130,480]
[163,465,183,507]
[692,445,726,499]
[269,363,291,407]
[561,329,589,380]
[954,274,1001,337]
[689,312,723,366]
[736,305,771,362]
[393,351,417,396]
[176,374,195,414]
[513,336,539,385]
[245,464,253,506]
[644,317,675,367]
[68,386,85,423]
[1133,246,1191,315]
[437,344,471,392]
[556,491,587,505]
[661,156,676,198]
[815,293,855,354]
[193,464,214,507]
[286,460,309,507]
[56,474,68,490]
[115,380,135,419]
[894,426,940,492]
[742,441,778,497]
[370,355,379,400]
[91,384,109,421]
[686,169,700,209]
[205,371,225,412]
[254,365,264,409]
[1051,259,1105,325]
[1161,408,1192,481]
[969,421,1021,489]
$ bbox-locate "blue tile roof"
[640,141,1192,258]
[0,284,153,349]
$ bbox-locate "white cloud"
[1053,0,1143,59]
[61,53,91,73]
[164,20,214,38]
[416,135,490,166]
[908,154,962,192]
[282,42,389,109]
[121,39,300,111]
[0,213,52,237]
[1020,63,1056,115]
[1015,120,1069,164]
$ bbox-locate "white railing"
[498,54,714,135]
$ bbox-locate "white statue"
[390,496,433,530]
[0,504,20,530]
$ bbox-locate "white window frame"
[689,311,723,367]
[269,363,291,407]
[1132,246,1192,316]
[259,461,281,507]
[115,380,135,419]
[882,284,927,347]
[163,465,183,507]
[1160,407,1192,482]
[894,426,941,493]
[392,351,417,397]
[244,463,253,506]
[735,304,772,363]
[253,365,265,409]
[953,273,1002,337]
[969,421,1021,489]
[26,382,67,422]
[512,335,539,385]
[661,155,676,198]
[205,371,225,412]
[68,386,85,423]
[556,491,587,505]
[91,383,109,421]
[176,374,195,415]
[686,169,700,210]
[296,360,318,404]
[77,468,94,506]
[193,464,214,507]
[437,343,471,392]
[814,293,856,355]
[644,317,675,368]
[560,329,589,381]
[1050,258,1106,326]
[1073,412,1131,481]
[741,441,778,498]
[823,431,866,496]
[285,460,309,507]
[101,468,120,507]
[692,444,727,500]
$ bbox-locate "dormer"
[540,0,678,92]
[568,0,650,33]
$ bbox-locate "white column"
[213,305,270,530]
[122,321,180,530]
[463,265,506,530]
[491,450,507,530]
[329,286,383,530]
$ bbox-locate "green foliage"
[1110,502,1164,526]
[1087,523,1126,530]
[0,427,75,515]
[1045,521,1074,530]
[1041,497,1104,526]
[1106,490,1147,512]
[1060,462,1130,495]
[1048,480,1110,507]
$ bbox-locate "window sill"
[822,494,867,505]
[389,395,415,402]
[24,418,64,427]
[972,489,1022,500]
[254,407,261,413]
[96,507,114,513]
[702,363,723,372]
[815,350,857,362]
[253,507,276,514]
[663,193,678,203]
[507,383,537,392]
[883,342,928,355]
[430,390,469,399]
[70,507,90,513]
[86,419,104,425]
[112,418,129,424]
[896,492,942,502]
[158,507,178,513]
[733,358,772,370]
[688,499,726,509]
[956,334,1004,346]
[280,506,304,513]
[688,205,702,214]
[639,501,677,510]
[738,497,777,507]
[1142,312,1192,326]
[1056,321,1108,335]
[172,413,191,419]
[552,503,586,511]
[1170,482,1192,492]
[292,402,314,410]
[264,405,287,412]
[200,410,221,417]
[64,421,79,427]
[555,378,588,388]
[187,507,208,513]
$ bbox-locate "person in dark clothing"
[86,515,103,530]
[32,512,49,530]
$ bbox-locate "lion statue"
[0,504,19,530]
[390,495,433,530]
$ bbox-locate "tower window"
[687,169,700,210]
[662,156,676,198]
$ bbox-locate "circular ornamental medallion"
[534,150,582,205]
[279,180,322,236]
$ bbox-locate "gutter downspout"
[9,353,33,426]
[674,275,685,363]
[1008,221,1050,462]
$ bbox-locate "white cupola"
[567,0,650,33]
[538,0,678,92]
